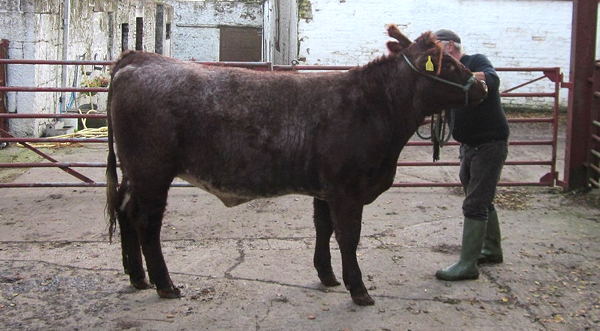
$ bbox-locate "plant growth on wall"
[298,0,313,22]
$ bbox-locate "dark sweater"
[452,54,509,146]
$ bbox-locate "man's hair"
[439,40,463,54]
[434,29,461,43]
[435,29,463,54]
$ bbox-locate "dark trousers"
[459,140,508,221]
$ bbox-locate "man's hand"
[473,71,486,82]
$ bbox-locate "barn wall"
[0,0,60,136]
[297,0,600,109]
[264,0,298,64]
[165,0,264,61]
[0,0,170,136]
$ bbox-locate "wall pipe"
[60,0,71,114]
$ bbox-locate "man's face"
[440,41,461,60]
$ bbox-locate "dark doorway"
[121,23,129,52]
[219,27,262,62]
[135,17,143,51]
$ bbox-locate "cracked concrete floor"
[0,138,599,330]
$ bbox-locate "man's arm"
[470,54,500,91]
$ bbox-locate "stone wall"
[164,0,297,64]
[1,0,59,136]
[264,0,297,64]
[165,0,264,61]
[0,0,169,136]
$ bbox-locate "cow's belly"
[178,174,254,207]
[178,173,278,207]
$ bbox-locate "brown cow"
[106,25,487,306]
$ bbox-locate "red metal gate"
[0,59,562,188]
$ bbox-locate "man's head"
[434,29,463,60]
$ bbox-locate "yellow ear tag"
[425,56,434,72]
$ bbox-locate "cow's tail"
[105,79,119,243]
[105,51,137,243]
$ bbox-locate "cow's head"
[386,25,487,116]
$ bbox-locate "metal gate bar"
[0,128,95,183]
[0,59,562,188]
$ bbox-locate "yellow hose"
[19,126,108,148]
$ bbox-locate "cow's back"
[109,51,399,206]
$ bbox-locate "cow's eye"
[444,62,456,72]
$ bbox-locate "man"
[434,29,509,281]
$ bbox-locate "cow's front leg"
[313,198,341,287]
[330,200,374,306]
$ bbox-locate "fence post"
[564,0,598,190]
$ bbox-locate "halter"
[401,54,478,106]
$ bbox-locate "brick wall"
[298,0,600,108]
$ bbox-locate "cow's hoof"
[352,293,375,306]
[157,287,181,299]
[319,274,341,287]
[131,279,151,290]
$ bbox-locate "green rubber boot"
[478,209,503,264]
[436,218,487,281]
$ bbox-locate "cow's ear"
[387,41,404,54]
[387,24,412,49]
[414,31,437,51]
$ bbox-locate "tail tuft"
[105,81,119,243]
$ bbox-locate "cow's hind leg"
[313,198,341,287]
[329,200,374,306]
[118,178,150,290]
[131,177,180,298]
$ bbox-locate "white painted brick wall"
[298,0,600,108]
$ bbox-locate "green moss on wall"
[298,0,313,22]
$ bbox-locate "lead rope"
[429,109,454,162]
[415,111,452,161]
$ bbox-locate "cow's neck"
[354,57,424,147]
